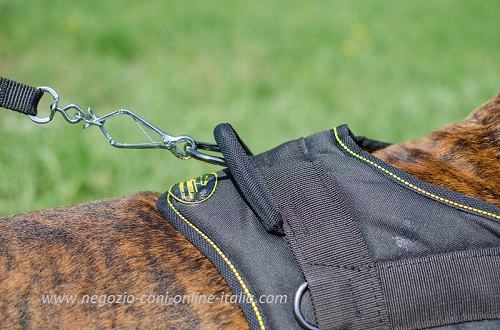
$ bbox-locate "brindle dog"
[1,93,499,329]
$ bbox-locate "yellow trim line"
[333,127,500,221]
[167,193,266,330]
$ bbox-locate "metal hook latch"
[29,86,227,166]
[88,109,196,158]
[87,109,226,166]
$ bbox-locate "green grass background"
[1,0,499,215]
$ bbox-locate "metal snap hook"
[23,84,227,166]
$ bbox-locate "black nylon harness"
[157,123,500,330]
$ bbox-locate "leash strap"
[0,77,43,116]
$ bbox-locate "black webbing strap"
[257,138,390,329]
[378,248,500,329]
[0,77,42,116]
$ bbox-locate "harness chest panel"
[157,124,500,330]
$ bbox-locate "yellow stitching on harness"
[167,194,266,330]
[333,127,500,221]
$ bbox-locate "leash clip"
[86,108,196,159]
[87,108,227,166]
[28,85,227,166]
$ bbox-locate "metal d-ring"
[185,142,226,166]
[28,86,59,124]
[294,282,318,330]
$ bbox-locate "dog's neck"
[373,93,500,207]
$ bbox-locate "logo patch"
[169,172,218,204]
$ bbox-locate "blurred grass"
[1,0,499,215]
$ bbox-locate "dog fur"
[1,93,499,329]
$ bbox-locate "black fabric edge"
[156,192,266,330]
[333,124,500,222]
[351,134,392,153]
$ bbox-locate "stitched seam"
[308,263,378,271]
[347,277,362,319]
[422,312,499,324]
[398,311,500,330]
[307,250,499,270]
[377,252,500,270]
[167,194,266,330]
[333,127,500,221]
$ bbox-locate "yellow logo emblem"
[168,173,218,204]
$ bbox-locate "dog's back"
[1,94,499,329]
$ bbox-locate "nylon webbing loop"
[0,77,42,116]
[257,138,389,329]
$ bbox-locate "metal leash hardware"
[294,282,318,330]
[29,86,227,166]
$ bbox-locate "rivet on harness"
[157,123,500,330]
